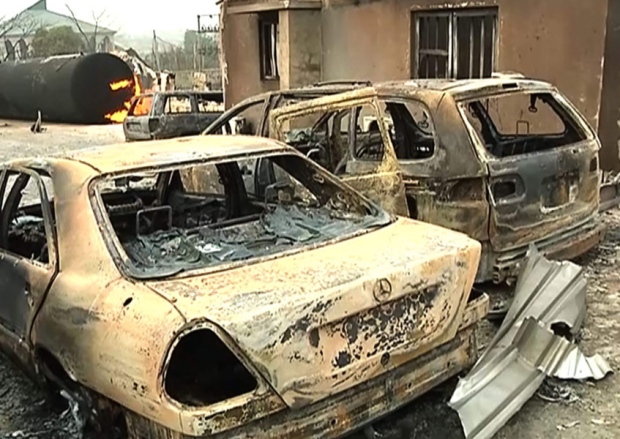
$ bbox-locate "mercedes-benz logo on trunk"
[373,278,392,302]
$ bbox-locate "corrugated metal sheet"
[449,245,612,439]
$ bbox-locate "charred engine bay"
[123,204,386,274]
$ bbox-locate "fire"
[109,79,132,91]
[104,75,143,124]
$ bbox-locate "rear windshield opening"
[94,153,390,278]
[463,92,587,158]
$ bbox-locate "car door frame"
[203,95,272,135]
[0,167,59,368]
[269,92,409,216]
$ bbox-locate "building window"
[259,12,279,80]
[412,8,497,79]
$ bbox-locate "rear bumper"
[126,294,489,439]
[478,216,605,283]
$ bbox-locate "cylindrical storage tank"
[0,53,136,124]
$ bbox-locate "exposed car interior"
[279,100,436,174]
[465,92,587,158]
[0,171,53,264]
[95,153,387,276]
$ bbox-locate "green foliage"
[32,26,82,57]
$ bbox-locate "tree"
[31,26,83,57]
[65,5,110,53]
[0,12,37,40]
[1,12,38,60]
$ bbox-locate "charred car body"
[0,136,488,437]
[205,78,604,283]
[123,90,224,141]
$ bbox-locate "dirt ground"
[0,119,618,439]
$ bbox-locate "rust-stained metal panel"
[266,79,604,282]
[128,327,480,439]
[0,137,490,438]
[149,217,481,410]
[449,246,612,439]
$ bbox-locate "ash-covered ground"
[0,120,618,439]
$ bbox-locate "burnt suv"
[204,78,604,283]
[123,90,224,141]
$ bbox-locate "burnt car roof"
[241,77,554,102]
[136,90,224,99]
[371,77,555,98]
[8,136,289,174]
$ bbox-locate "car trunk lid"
[147,218,482,408]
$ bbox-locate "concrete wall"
[279,9,322,89]
[223,13,280,107]
[598,0,620,170]
[322,0,608,132]
[1,33,116,60]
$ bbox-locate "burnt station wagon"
[0,136,488,438]
[204,78,604,283]
[123,90,224,141]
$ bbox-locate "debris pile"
[449,245,613,439]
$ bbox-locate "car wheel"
[37,357,128,438]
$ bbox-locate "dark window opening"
[95,153,388,277]
[259,12,279,80]
[412,8,497,79]
[463,92,588,158]
[278,99,436,172]
[383,100,435,160]
[0,171,53,264]
[165,329,258,406]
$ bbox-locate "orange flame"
[109,79,132,91]
[104,75,142,124]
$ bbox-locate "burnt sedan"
[204,77,605,283]
[0,136,487,438]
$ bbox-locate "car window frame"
[202,96,271,135]
[163,93,195,115]
[0,167,58,269]
[377,96,439,163]
[457,89,595,161]
[89,151,392,281]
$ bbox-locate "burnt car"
[204,78,604,283]
[0,136,488,438]
[123,90,224,141]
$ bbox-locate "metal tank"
[0,53,135,124]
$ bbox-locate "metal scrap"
[449,245,612,439]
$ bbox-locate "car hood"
[148,218,481,408]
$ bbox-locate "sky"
[2,0,220,35]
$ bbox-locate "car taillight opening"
[164,329,258,407]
